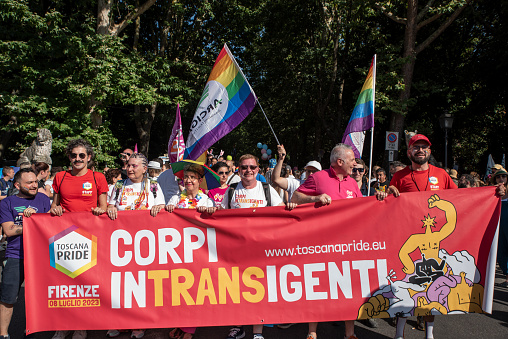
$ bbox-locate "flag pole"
[367,55,376,196]
[224,44,280,145]
[256,101,281,145]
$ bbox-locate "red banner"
[24,187,500,333]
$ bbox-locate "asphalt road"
[6,268,508,339]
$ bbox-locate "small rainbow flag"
[185,44,257,160]
[342,56,376,158]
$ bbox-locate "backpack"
[227,182,271,209]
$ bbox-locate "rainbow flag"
[342,56,376,158]
[185,44,257,160]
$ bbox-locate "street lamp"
[439,112,454,168]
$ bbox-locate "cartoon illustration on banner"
[357,194,484,320]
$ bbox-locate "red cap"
[408,134,431,148]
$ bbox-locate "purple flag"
[168,104,186,163]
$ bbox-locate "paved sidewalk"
[8,270,508,339]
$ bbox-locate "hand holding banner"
[24,187,500,333]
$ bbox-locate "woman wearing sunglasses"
[352,158,374,197]
[208,161,230,204]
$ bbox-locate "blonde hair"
[239,154,259,165]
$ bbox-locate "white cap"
[147,161,161,169]
[304,160,322,171]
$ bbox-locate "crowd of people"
[0,134,506,339]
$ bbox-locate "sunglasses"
[240,165,258,171]
[119,153,132,159]
[70,153,86,159]
[218,171,230,175]
[352,168,365,173]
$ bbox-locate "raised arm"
[272,145,289,190]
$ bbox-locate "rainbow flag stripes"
[342,56,376,158]
[185,44,257,160]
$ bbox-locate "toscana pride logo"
[49,225,97,278]
[48,226,100,308]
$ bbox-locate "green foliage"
[0,0,506,175]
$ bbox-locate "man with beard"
[386,134,456,339]
[388,134,456,194]
[0,168,50,339]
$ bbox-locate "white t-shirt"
[227,173,241,185]
[168,190,215,208]
[286,177,301,202]
[108,179,165,210]
[221,181,283,209]
[45,179,54,193]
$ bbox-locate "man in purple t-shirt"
[291,143,387,339]
[0,168,50,338]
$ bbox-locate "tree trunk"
[390,0,418,147]
[97,0,112,35]
[134,103,158,156]
[0,115,18,161]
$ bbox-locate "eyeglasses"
[352,168,365,173]
[240,165,258,171]
[218,171,230,175]
[184,175,199,180]
[411,145,430,151]
[70,153,86,159]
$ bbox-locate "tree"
[374,0,473,150]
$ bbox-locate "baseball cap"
[493,168,508,177]
[304,160,322,172]
[492,164,503,171]
[408,134,432,148]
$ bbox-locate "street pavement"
[7,268,508,339]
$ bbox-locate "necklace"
[410,166,430,192]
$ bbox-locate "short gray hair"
[330,143,353,164]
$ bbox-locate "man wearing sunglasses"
[119,148,134,179]
[50,139,108,339]
[386,134,467,339]
[220,154,295,339]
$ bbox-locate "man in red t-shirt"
[389,134,457,195]
[49,139,108,339]
[387,134,504,339]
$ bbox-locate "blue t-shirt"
[0,193,51,259]
[256,173,266,183]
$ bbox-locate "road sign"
[385,131,399,151]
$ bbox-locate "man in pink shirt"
[291,143,386,339]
